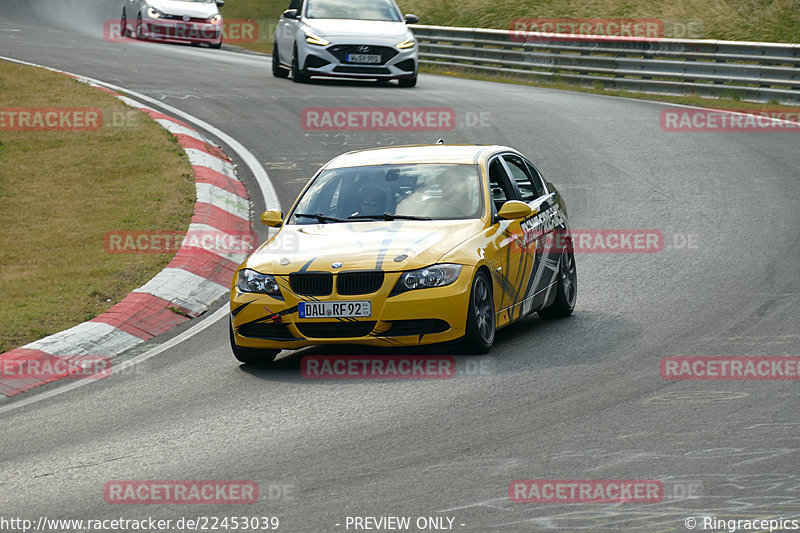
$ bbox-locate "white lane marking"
[185,148,234,175]
[0,306,229,414]
[154,119,206,141]
[25,322,142,356]
[133,268,229,316]
[195,183,250,219]
[184,222,253,263]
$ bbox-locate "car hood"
[246,220,484,275]
[149,0,219,18]
[304,19,411,43]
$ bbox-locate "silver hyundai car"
[272,0,419,87]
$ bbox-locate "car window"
[488,158,517,212]
[524,160,548,198]
[306,0,402,21]
[502,155,540,202]
[288,0,302,11]
[289,164,483,223]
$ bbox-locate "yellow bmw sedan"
[229,144,576,363]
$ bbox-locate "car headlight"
[207,14,222,24]
[237,269,282,296]
[392,264,462,294]
[304,31,330,46]
[396,37,415,49]
[146,7,164,18]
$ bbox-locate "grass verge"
[0,60,195,353]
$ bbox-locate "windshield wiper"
[295,212,347,223]
[347,213,433,221]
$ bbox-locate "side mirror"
[215,0,225,8]
[497,200,534,220]
[261,209,284,227]
[282,9,299,20]
[404,13,419,24]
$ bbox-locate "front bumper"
[230,267,474,349]
[299,43,418,80]
[141,19,222,44]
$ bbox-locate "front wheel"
[460,270,495,354]
[291,45,309,83]
[538,245,577,319]
[209,40,222,49]
[120,9,128,37]
[272,43,289,78]
[229,321,281,365]
[135,14,145,40]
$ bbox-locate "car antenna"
[436,139,444,144]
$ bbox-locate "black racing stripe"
[298,257,317,272]
[231,300,257,318]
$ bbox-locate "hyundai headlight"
[237,269,282,296]
[396,37,415,49]
[305,31,330,46]
[392,264,462,294]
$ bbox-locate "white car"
[272,0,419,87]
[121,0,225,49]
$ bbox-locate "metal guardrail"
[412,25,800,104]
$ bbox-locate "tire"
[538,245,577,319]
[120,9,128,37]
[229,320,280,365]
[460,270,495,354]
[209,40,222,49]
[135,14,144,40]
[291,45,309,83]
[272,44,289,78]
[398,75,417,88]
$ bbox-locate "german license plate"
[346,54,381,64]
[298,301,371,318]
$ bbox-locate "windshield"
[305,0,402,21]
[289,164,484,224]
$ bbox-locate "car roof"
[324,144,516,168]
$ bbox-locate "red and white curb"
[0,66,257,398]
